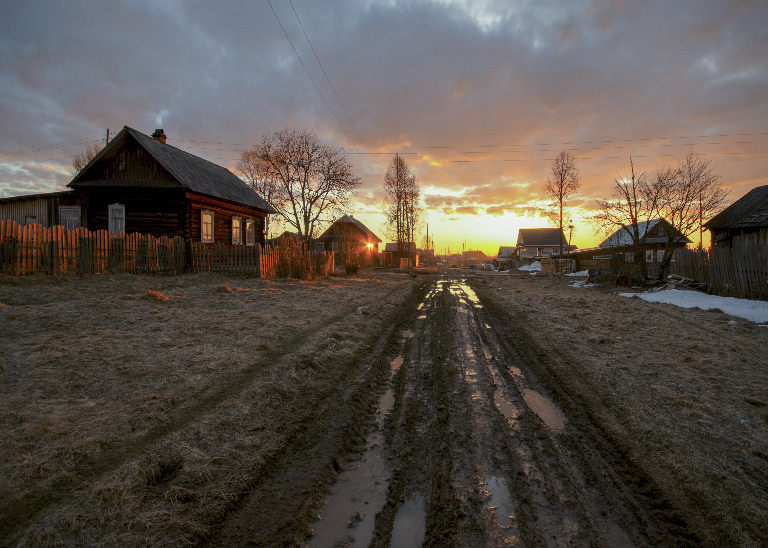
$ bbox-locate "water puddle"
[484,476,512,528]
[402,330,414,338]
[509,366,522,376]
[390,356,403,373]
[389,496,426,548]
[457,282,482,308]
[378,390,394,427]
[522,389,567,431]
[418,315,426,320]
[494,391,521,422]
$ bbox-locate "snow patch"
[570,280,596,288]
[566,270,589,277]
[619,289,768,324]
[518,261,541,272]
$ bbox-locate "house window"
[331,242,338,253]
[60,207,81,230]
[657,249,666,262]
[315,243,324,254]
[108,204,125,234]
[232,216,242,245]
[245,218,254,246]
[24,215,37,226]
[646,249,655,263]
[201,210,213,243]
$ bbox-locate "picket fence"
[672,245,768,301]
[0,220,334,278]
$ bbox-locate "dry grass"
[0,270,418,547]
[476,274,768,547]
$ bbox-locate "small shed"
[516,228,574,263]
[704,185,768,249]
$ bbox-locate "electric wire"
[266,0,356,152]
[288,0,372,159]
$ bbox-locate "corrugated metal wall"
[0,198,50,227]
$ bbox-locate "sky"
[1,0,766,256]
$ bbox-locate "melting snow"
[619,289,768,324]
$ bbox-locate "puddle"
[457,282,483,308]
[390,356,404,373]
[418,315,426,320]
[378,389,394,426]
[509,366,522,376]
[494,391,521,422]
[402,330,414,338]
[522,389,567,431]
[484,476,512,528]
[389,496,426,548]
[485,323,491,329]
[311,384,396,546]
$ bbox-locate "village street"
[213,276,696,547]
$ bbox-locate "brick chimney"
[151,129,167,144]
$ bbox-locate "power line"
[266,1,356,152]
[0,135,104,157]
[288,0,372,159]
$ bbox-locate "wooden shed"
[704,185,768,249]
[0,191,82,229]
[67,126,275,247]
[315,214,381,267]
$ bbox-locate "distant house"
[492,246,516,269]
[67,126,275,247]
[516,228,574,261]
[383,242,417,267]
[704,185,768,248]
[315,214,381,266]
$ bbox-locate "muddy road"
[210,276,697,547]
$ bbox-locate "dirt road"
[212,276,699,547]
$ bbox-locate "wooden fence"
[0,220,336,279]
[0,220,185,275]
[672,245,768,301]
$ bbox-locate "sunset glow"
[0,1,765,256]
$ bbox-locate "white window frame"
[59,206,81,230]
[315,243,325,254]
[232,216,242,245]
[108,203,125,234]
[331,242,338,253]
[646,249,655,263]
[245,218,254,246]
[201,210,213,243]
[657,249,666,262]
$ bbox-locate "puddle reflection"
[522,389,567,431]
[389,497,426,548]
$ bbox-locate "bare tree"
[236,150,286,239]
[383,155,422,264]
[542,151,581,256]
[70,144,101,176]
[593,158,658,278]
[244,129,360,244]
[650,152,730,278]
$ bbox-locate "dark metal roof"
[704,185,768,229]
[516,228,566,247]
[69,126,275,213]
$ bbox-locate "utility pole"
[106,129,110,144]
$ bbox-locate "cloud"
[0,0,765,252]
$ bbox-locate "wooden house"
[382,242,417,267]
[516,228,574,262]
[492,246,516,270]
[67,126,275,246]
[315,215,381,267]
[704,185,768,249]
